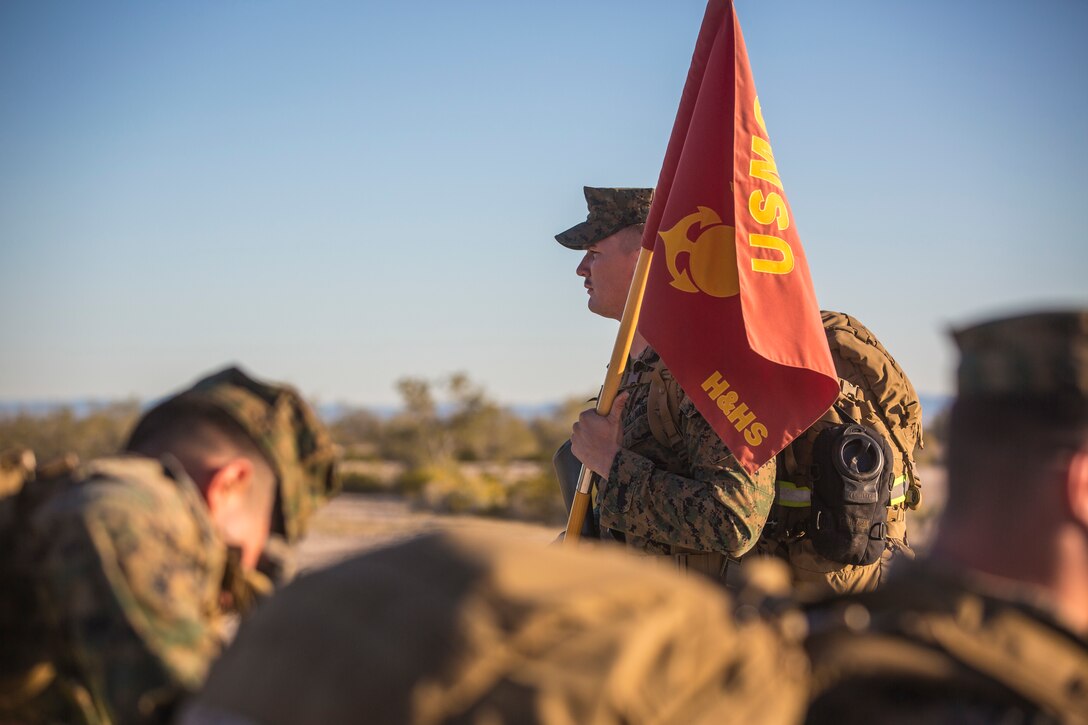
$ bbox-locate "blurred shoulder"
[804,562,1088,724]
[39,454,204,513]
[31,454,219,561]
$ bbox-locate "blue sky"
[1,0,1085,406]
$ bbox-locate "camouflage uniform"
[0,366,338,724]
[182,531,809,725]
[600,347,776,562]
[555,188,776,574]
[806,561,1088,724]
[9,456,230,724]
[804,310,1088,724]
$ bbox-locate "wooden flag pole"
[564,246,654,543]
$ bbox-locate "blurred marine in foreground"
[805,310,1088,724]
[0,366,339,724]
[182,530,808,725]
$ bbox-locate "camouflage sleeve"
[597,397,775,556]
[33,476,225,723]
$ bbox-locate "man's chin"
[587,300,621,321]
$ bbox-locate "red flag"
[639,0,838,473]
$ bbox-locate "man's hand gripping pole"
[564,247,653,544]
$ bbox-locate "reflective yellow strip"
[892,472,909,505]
[776,480,811,508]
[779,477,909,507]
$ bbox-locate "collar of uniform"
[628,346,661,375]
[889,559,1076,639]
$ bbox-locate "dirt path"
[297,465,948,571]
[295,494,558,571]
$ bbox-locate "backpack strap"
[645,364,685,453]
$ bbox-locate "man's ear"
[1066,447,1088,529]
[205,458,254,517]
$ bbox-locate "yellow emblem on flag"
[658,207,739,298]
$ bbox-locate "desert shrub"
[0,402,141,464]
[505,470,567,525]
[418,462,509,516]
[339,470,389,494]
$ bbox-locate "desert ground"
[295,465,946,571]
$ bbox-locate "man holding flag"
[557,186,776,582]
[557,0,839,583]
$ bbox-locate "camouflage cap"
[555,186,654,249]
[130,366,340,543]
[953,310,1088,400]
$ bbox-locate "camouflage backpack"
[0,451,110,724]
[645,311,923,568]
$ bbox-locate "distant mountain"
[3,395,954,425]
[508,402,564,420]
[0,399,135,418]
[316,402,400,421]
[918,394,952,424]
[317,401,562,421]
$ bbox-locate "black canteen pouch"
[810,424,894,566]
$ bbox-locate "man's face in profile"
[575,226,640,320]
